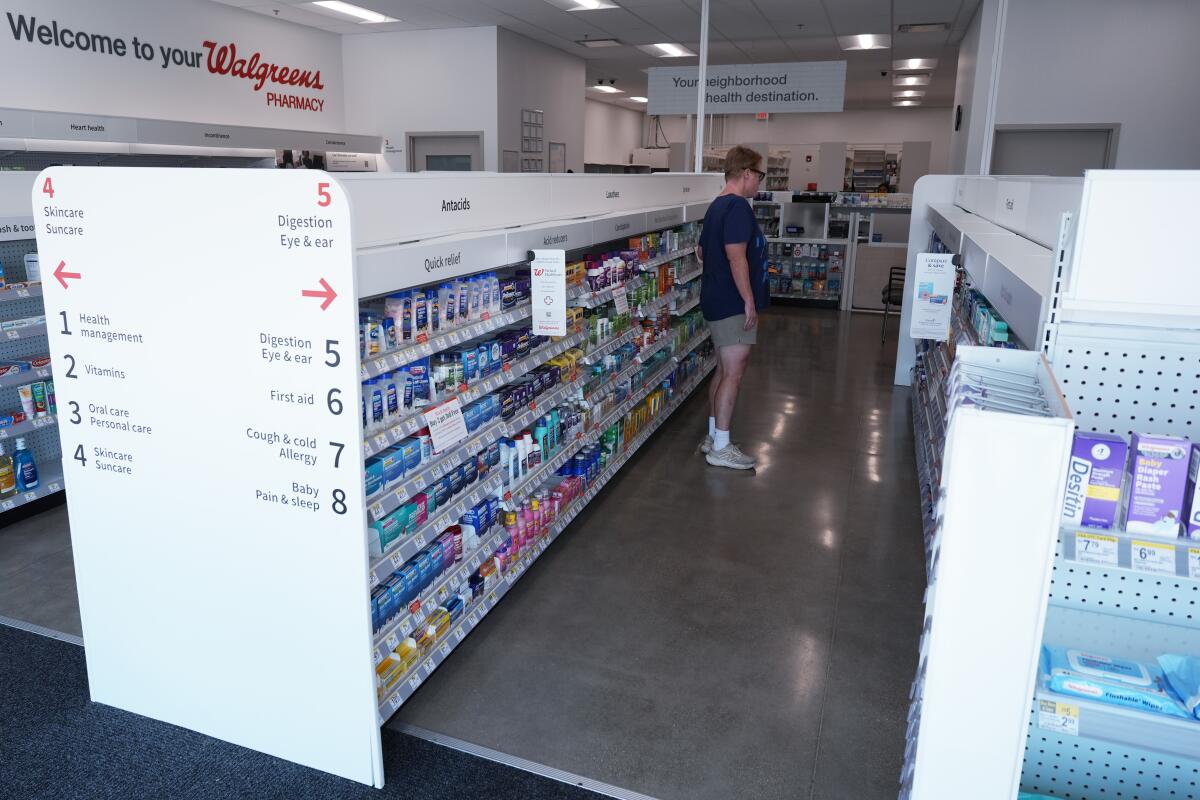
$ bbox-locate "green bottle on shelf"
[0,442,14,497]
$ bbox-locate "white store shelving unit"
[39,168,723,789]
[0,172,61,511]
[901,171,1200,800]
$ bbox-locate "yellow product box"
[566,261,586,288]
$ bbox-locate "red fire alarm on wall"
[755,112,769,121]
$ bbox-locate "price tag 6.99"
[1131,540,1176,576]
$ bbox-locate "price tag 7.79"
[1074,532,1118,567]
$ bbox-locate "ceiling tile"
[893,0,962,26]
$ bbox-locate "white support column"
[692,0,710,173]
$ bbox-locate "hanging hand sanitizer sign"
[531,249,567,337]
[909,253,955,342]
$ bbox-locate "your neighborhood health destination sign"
[647,61,846,115]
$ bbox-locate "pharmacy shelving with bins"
[46,168,724,790]
[376,356,715,716]
[0,171,60,516]
[900,172,1200,800]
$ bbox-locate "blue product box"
[462,402,482,433]
[450,463,466,495]
[382,575,405,621]
[365,457,385,496]
[499,334,519,367]
[477,343,492,377]
[379,447,406,484]
[415,550,437,592]
[398,564,420,606]
[371,586,389,630]
[461,348,479,382]
[434,474,453,507]
[397,438,422,473]
[445,596,464,621]
[463,455,478,485]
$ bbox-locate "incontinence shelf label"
[1074,532,1118,568]
[1037,699,1079,736]
[1131,540,1176,576]
[34,168,381,786]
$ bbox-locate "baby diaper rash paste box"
[1124,433,1190,537]
[1062,432,1127,530]
[1183,445,1200,540]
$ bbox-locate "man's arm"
[724,242,758,331]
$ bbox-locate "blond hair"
[723,145,763,179]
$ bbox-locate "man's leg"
[705,357,724,446]
[714,344,752,432]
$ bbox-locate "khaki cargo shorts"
[707,314,757,347]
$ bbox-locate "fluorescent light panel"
[577,38,621,48]
[546,0,620,9]
[892,100,921,107]
[637,42,695,57]
[591,85,623,93]
[837,34,891,50]
[629,96,648,103]
[893,90,925,98]
[311,1,396,23]
[893,58,938,71]
[894,74,931,86]
[897,22,949,33]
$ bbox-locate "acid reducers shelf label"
[531,248,566,337]
[33,168,381,785]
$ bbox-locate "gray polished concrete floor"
[389,308,926,800]
[0,504,80,637]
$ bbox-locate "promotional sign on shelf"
[909,253,955,342]
[531,248,567,337]
[424,397,468,453]
[34,168,382,786]
[612,284,629,315]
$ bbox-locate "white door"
[408,134,483,171]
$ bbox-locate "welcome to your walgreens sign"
[0,0,343,128]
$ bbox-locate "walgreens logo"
[201,40,325,92]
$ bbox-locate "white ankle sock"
[713,429,730,450]
[708,417,717,436]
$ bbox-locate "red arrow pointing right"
[54,261,82,289]
[301,277,337,311]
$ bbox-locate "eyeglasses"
[749,168,766,181]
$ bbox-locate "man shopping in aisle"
[696,145,769,470]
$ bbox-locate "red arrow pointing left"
[54,260,81,289]
[301,278,337,311]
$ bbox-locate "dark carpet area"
[0,624,600,800]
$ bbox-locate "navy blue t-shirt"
[699,194,769,322]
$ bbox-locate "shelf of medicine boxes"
[0,458,64,513]
[581,328,639,365]
[637,290,673,318]
[366,374,584,527]
[0,362,51,391]
[362,330,587,460]
[671,293,700,317]
[377,357,716,716]
[0,284,42,303]
[673,260,702,286]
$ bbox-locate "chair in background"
[881,266,905,341]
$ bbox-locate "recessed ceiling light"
[837,34,891,50]
[894,74,931,86]
[591,85,623,93]
[897,22,949,33]
[546,0,620,9]
[637,42,695,57]
[892,100,921,107]
[629,96,648,103]
[577,38,622,48]
[893,90,925,98]
[310,1,396,23]
[893,58,938,71]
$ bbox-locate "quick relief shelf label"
[34,168,381,786]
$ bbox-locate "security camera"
[880,70,888,77]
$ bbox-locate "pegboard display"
[1048,324,1200,440]
[1023,726,1200,800]
[1047,552,1200,629]
[0,236,61,478]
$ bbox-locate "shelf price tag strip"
[1130,539,1176,576]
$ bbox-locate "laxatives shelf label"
[1036,699,1079,736]
[1131,540,1176,576]
[1074,532,1118,568]
[531,249,567,337]
[33,168,381,786]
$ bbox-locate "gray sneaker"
[705,443,756,470]
[700,434,714,454]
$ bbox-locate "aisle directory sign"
[34,168,383,787]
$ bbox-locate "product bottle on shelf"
[0,442,15,497]
[13,437,38,492]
